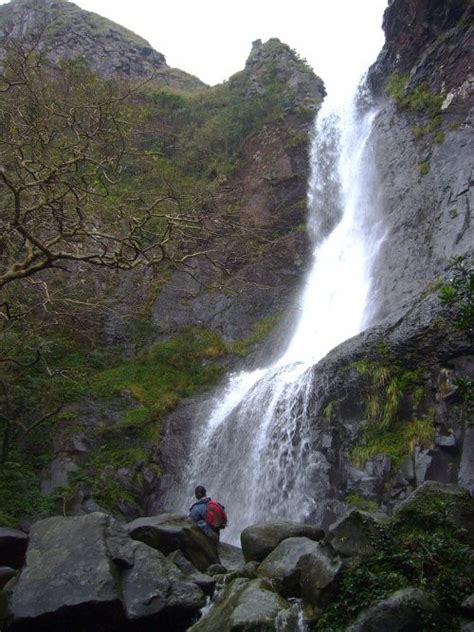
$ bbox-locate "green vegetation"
[227,315,281,356]
[417,161,430,176]
[345,494,379,513]
[350,360,434,470]
[439,255,474,341]
[386,72,446,154]
[318,490,473,630]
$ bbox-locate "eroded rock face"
[365,0,473,322]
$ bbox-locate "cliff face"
[0,0,327,521]
[366,0,473,320]
[0,0,205,88]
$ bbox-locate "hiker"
[189,485,227,542]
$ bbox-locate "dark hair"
[195,485,206,498]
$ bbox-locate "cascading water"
[170,87,384,544]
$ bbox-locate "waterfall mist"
[169,90,385,544]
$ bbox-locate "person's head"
[195,485,206,499]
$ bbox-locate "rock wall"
[366,0,473,321]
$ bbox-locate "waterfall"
[170,88,384,544]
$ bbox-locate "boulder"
[299,542,342,609]
[347,587,439,631]
[219,542,245,571]
[0,567,16,590]
[240,521,324,563]
[257,536,320,597]
[189,578,290,631]
[393,481,474,546]
[121,540,205,628]
[167,550,216,595]
[7,513,124,630]
[0,528,28,569]
[327,510,387,559]
[126,513,219,571]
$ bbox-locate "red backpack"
[205,500,227,530]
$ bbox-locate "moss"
[345,494,379,513]
[418,161,430,176]
[318,489,473,630]
[350,361,434,469]
[0,460,55,527]
[227,314,280,356]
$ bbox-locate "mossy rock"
[393,481,474,546]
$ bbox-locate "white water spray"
[170,88,384,544]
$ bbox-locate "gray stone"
[121,540,205,627]
[461,623,474,632]
[257,536,320,598]
[327,510,387,559]
[219,542,245,571]
[0,528,28,569]
[299,542,342,609]
[189,578,289,632]
[126,513,219,571]
[8,513,123,629]
[347,587,438,631]
[240,521,324,563]
[414,446,433,486]
[167,550,216,595]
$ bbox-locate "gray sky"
[1,0,388,97]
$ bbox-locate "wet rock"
[0,528,28,569]
[347,587,439,631]
[126,513,219,571]
[207,564,228,576]
[241,521,324,563]
[327,510,387,560]
[414,446,433,486]
[257,536,321,597]
[189,578,289,632]
[299,542,343,609]
[121,540,205,628]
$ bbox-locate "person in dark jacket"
[189,485,219,542]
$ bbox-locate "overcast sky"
[1,0,388,97]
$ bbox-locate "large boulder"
[0,529,28,569]
[240,521,324,563]
[121,541,205,628]
[6,513,124,630]
[257,536,320,597]
[327,510,387,559]
[189,578,290,631]
[3,513,208,631]
[347,587,439,631]
[393,481,474,546]
[299,542,343,609]
[126,513,219,571]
